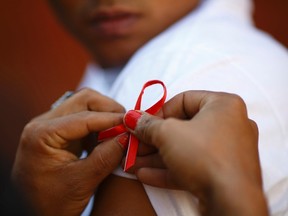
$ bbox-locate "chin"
[95,54,129,68]
[86,37,146,68]
[91,47,137,68]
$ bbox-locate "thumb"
[123,110,167,148]
[72,134,127,186]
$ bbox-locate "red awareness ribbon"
[98,80,167,171]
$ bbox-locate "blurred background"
[1,0,287,171]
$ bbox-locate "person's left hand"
[12,88,128,215]
[124,91,267,216]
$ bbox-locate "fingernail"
[124,110,142,130]
[117,133,129,149]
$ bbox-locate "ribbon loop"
[98,80,167,171]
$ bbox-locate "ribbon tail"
[98,124,127,142]
[124,134,139,172]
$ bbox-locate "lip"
[88,7,140,38]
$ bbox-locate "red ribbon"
[98,80,167,171]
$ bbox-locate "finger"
[61,88,125,113]
[123,110,178,148]
[156,90,243,120]
[69,136,125,188]
[249,119,259,139]
[137,142,158,156]
[36,88,125,120]
[155,91,209,119]
[136,168,180,190]
[126,153,166,173]
[27,111,124,149]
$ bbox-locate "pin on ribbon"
[98,80,167,171]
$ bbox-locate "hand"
[124,91,269,216]
[12,88,128,215]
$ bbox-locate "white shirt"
[79,0,288,215]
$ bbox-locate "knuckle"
[21,120,62,152]
[228,93,246,107]
[151,118,176,145]
[250,119,258,130]
[77,88,124,112]
[77,88,101,103]
[77,87,97,97]
[228,94,248,114]
[249,119,259,136]
[21,121,40,145]
[216,92,247,113]
[20,121,46,151]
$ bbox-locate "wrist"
[206,176,269,216]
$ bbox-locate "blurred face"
[49,0,199,68]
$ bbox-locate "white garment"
[79,0,288,215]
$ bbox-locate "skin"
[125,91,269,216]
[44,1,200,213]
[47,0,199,68]
[12,90,269,215]
[12,1,268,215]
[11,88,127,215]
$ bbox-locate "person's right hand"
[124,91,269,216]
[12,88,128,216]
